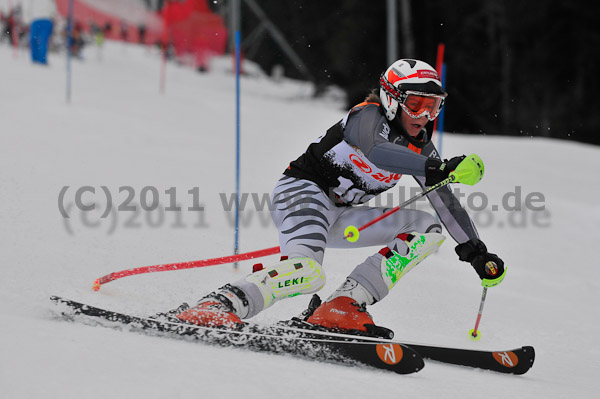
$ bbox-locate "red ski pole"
[344,153,485,242]
[344,174,456,242]
[469,286,488,341]
[92,245,280,291]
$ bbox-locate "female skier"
[176,59,506,332]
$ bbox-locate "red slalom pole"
[433,43,445,133]
[92,246,281,291]
[159,1,169,94]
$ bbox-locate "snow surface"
[1,39,600,399]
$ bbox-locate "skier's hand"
[455,238,506,287]
[424,155,466,186]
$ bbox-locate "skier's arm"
[343,105,464,181]
[418,143,506,286]
[343,105,429,175]
[367,142,428,176]
[414,141,480,243]
[414,174,479,244]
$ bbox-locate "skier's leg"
[232,176,345,316]
[179,177,341,326]
[305,207,444,331]
[329,206,443,302]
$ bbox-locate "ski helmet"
[379,59,447,122]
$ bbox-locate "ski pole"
[469,286,488,341]
[344,174,455,242]
[344,153,485,242]
[92,245,281,291]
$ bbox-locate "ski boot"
[295,294,394,339]
[176,285,248,328]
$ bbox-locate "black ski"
[407,343,534,375]
[50,296,424,375]
[50,296,534,375]
[281,319,535,375]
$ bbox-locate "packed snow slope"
[1,41,599,399]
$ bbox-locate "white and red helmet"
[379,59,447,122]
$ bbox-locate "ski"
[50,296,424,375]
[406,343,534,375]
[280,319,535,375]
[50,296,534,375]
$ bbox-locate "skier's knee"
[245,257,326,309]
[395,211,441,237]
[382,232,446,290]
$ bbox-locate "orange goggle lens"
[401,93,444,120]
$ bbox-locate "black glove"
[455,238,506,287]
[425,155,466,186]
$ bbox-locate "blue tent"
[30,19,54,64]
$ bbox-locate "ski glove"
[455,238,506,287]
[424,155,466,186]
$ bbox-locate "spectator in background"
[104,22,112,37]
[65,21,85,59]
[2,9,15,44]
[1,12,6,42]
[90,21,104,47]
[138,24,146,44]
[120,20,128,42]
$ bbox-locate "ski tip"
[513,346,535,374]
[92,280,101,291]
[492,345,536,375]
[407,346,426,374]
[522,345,536,371]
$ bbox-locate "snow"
[1,39,599,398]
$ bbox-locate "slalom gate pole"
[66,0,74,103]
[433,43,445,136]
[92,245,281,291]
[434,43,446,157]
[233,29,242,271]
[344,174,456,242]
[469,286,488,340]
[160,0,169,94]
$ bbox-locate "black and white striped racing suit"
[233,102,479,317]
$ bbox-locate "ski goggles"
[380,75,446,121]
[400,91,445,121]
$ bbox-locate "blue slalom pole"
[66,0,74,103]
[233,30,241,270]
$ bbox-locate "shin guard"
[245,257,326,311]
[381,232,446,290]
